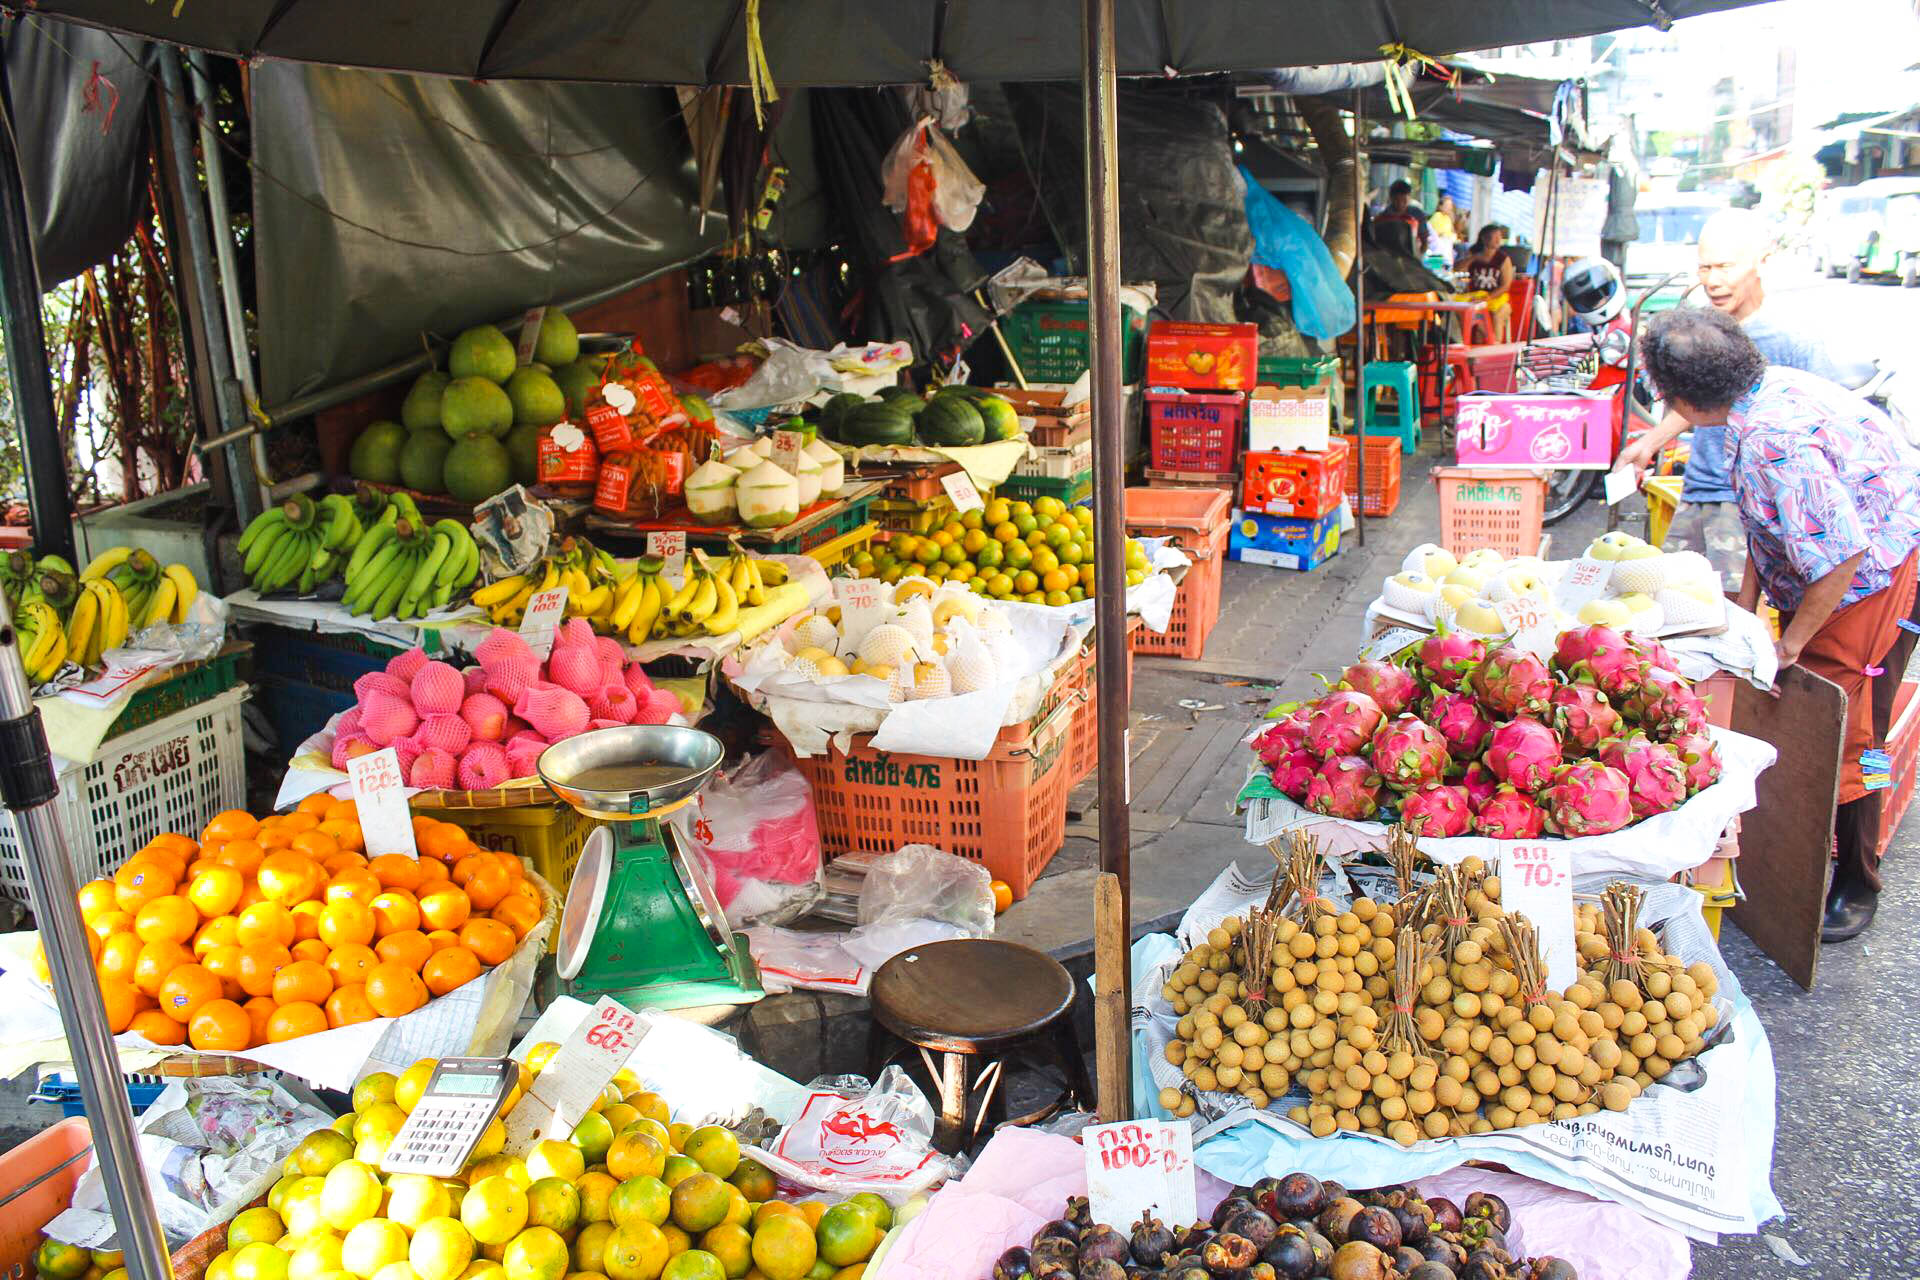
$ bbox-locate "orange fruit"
[369,855,426,893]
[318,819,365,854]
[149,832,200,860]
[193,915,241,956]
[203,943,246,995]
[490,894,541,941]
[425,929,462,954]
[417,822,471,863]
[134,844,188,881]
[459,919,516,967]
[464,863,512,913]
[267,1002,327,1042]
[241,995,276,1045]
[418,886,472,932]
[376,930,433,973]
[325,984,376,1028]
[319,900,377,948]
[236,943,293,998]
[113,860,177,914]
[415,858,451,890]
[256,825,296,851]
[291,938,331,964]
[157,963,222,1022]
[217,840,266,876]
[322,852,367,878]
[128,1009,186,1045]
[98,931,143,984]
[324,796,359,821]
[185,866,245,918]
[98,977,139,1033]
[290,830,339,862]
[87,910,134,943]
[280,811,321,834]
[365,961,429,1017]
[132,939,192,996]
[78,879,119,920]
[325,942,378,987]
[326,869,383,906]
[134,895,200,945]
[203,810,260,843]
[297,792,336,816]
[188,998,252,1051]
[451,854,489,888]
[272,959,333,1006]
[990,881,1013,913]
[236,901,296,948]
[370,891,421,936]
[422,946,483,996]
[292,899,329,940]
[258,853,324,907]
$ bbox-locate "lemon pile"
[847,496,1151,606]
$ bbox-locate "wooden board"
[1094,873,1131,1123]
[1726,665,1847,990]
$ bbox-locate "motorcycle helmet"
[1563,257,1624,326]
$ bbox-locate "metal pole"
[1082,0,1130,1112]
[0,89,76,565]
[1351,93,1367,548]
[0,594,170,1280]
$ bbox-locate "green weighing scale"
[538,725,763,1011]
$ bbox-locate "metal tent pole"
[0,596,171,1280]
[1351,92,1367,547]
[0,88,76,565]
[1083,0,1130,1116]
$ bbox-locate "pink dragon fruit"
[1540,761,1635,836]
[1549,683,1623,755]
[1427,690,1494,759]
[1627,634,1680,674]
[1470,644,1554,717]
[1552,624,1645,697]
[1597,733,1689,818]
[1458,760,1499,808]
[1399,783,1473,837]
[1668,730,1724,794]
[1303,691,1385,759]
[1370,714,1452,790]
[1473,784,1546,838]
[1625,668,1709,738]
[1305,755,1384,819]
[1484,718,1563,791]
[1269,749,1319,802]
[1337,660,1419,716]
[1416,624,1486,691]
[1251,712,1311,767]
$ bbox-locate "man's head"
[1696,208,1774,320]
[1643,306,1768,422]
[1389,180,1412,211]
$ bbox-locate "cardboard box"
[1144,322,1259,391]
[1247,384,1333,452]
[1228,508,1341,571]
[1454,392,1614,469]
[1241,436,1350,519]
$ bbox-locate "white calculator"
[379,1057,518,1177]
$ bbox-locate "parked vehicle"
[1624,196,1725,298]
[1813,176,1920,281]
[1857,190,1920,286]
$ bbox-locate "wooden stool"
[867,939,1093,1154]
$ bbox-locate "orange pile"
[69,795,544,1053]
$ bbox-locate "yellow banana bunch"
[14,599,67,684]
[65,579,128,670]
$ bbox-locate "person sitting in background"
[1373,180,1429,258]
[1461,225,1514,342]
[1428,194,1462,265]
[1642,306,1920,942]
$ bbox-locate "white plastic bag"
[676,750,824,926]
[856,844,995,936]
[750,1067,952,1201]
[881,121,985,234]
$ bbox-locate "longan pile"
[1158,862,1722,1146]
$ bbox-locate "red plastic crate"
[1339,433,1404,517]
[1125,487,1232,661]
[1879,679,1920,861]
[1146,390,1245,473]
[1242,436,1350,519]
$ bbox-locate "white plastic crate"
[0,686,248,901]
[1012,436,1095,479]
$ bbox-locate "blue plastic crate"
[31,1075,167,1118]
[257,675,355,755]
[250,625,409,697]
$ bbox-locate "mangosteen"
[1419,1236,1467,1267]
[1212,1196,1257,1231]
[1034,1220,1080,1247]
[1177,1223,1216,1251]
[1347,1207,1402,1253]
[1031,1237,1078,1267]
[1464,1192,1512,1234]
[1245,1265,1278,1280]
[1030,1258,1076,1280]
[1165,1266,1211,1280]
[1270,1172,1327,1220]
[1221,1209,1278,1251]
[992,1246,1034,1280]
[1202,1232,1258,1272]
[1397,1246,1427,1273]
[1079,1225,1131,1269]
[1317,1197,1364,1243]
[1327,1240,1394,1280]
[1529,1258,1578,1280]
[1322,1180,1349,1202]
[1427,1197,1464,1234]
[1390,1199,1434,1245]
[1460,1248,1512,1280]
[1304,1230,1336,1269]
[1260,1231,1318,1280]
[1129,1213,1176,1266]
[1067,1196,1092,1227]
[1080,1259,1127,1280]
[1407,1264,1458,1280]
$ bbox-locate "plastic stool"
[1362,361,1423,454]
[1419,347,1476,416]
[867,938,1093,1154]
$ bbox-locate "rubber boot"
[1822,800,1880,943]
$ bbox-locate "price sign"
[1362,627,1426,663]
[1553,557,1613,613]
[520,586,569,660]
[838,578,884,612]
[504,997,643,1155]
[1495,597,1556,660]
[646,531,687,582]
[348,749,419,859]
[515,306,547,367]
[771,430,806,475]
[1603,466,1640,506]
[1084,1120,1195,1230]
[939,469,985,513]
[1498,843,1577,991]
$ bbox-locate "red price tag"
[939,470,985,513]
[348,748,418,858]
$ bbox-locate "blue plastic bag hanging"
[1238,167,1357,341]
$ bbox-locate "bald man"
[1619,208,1853,591]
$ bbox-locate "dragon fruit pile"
[1250,623,1724,839]
[330,621,682,789]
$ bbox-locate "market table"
[1363,296,1499,420]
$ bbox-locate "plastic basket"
[878,465,960,503]
[0,687,248,903]
[1257,354,1340,389]
[995,471,1093,507]
[1125,487,1232,661]
[29,1073,167,1119]
[435,803,594,951]
[1002,298,1147,383]
[0,1117,92,1278]
[804,521,876,570]
[1067,622,1140,785]
[248,625,411,696]
[1010,437,1094,480]
[784,695,1077,899]
[1338,434,1405,517]
[1431,466,1547,559]
[1145,390,1244,474]
[1645,475,1683,547]
[105,648,244,740]
[1879,679,1920,862]
[872,495,955,535]
[255,676,354,756]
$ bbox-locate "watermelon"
[877,386,929,415]
[840,402,917,447]
[974,394,1021,443]
[917,395,985,447]
[818,392,866,440]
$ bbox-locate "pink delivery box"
[1454,392,1614,470]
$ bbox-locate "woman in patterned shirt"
[1643,306,1920,941]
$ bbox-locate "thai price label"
[772,430,806,474]
[1084,1120,1195,1230]
[1498,843,1577,990]
[515,306,547,367]
[504,997,641,1154]
[1495,597,1556,660]
[1553,557,1613,613]
[647,531,687,581]
[939,469,985,513]
[1362,627,1426,663]
[348,748,418,859]
[520,586,569,660]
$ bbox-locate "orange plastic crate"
[785,696,1075,899]
[1126,487,1232,660]
[1338,434,1403,517]
[1431,466,1546,558]
[1879,679,1920,861]
[0,1118,93,1278]
[1067,623,1139,785]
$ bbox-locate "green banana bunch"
[341,514,479,621]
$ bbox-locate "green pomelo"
[441,377,514,439]
[444,435,513,505]
[348,420,408,485]
[448,325,516,382]
[553,360,601,419]
[533,310,580,368]
[401,373,449,433]
[398,430,453,494]
[506,368,566,427]
[504,424,541,487]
